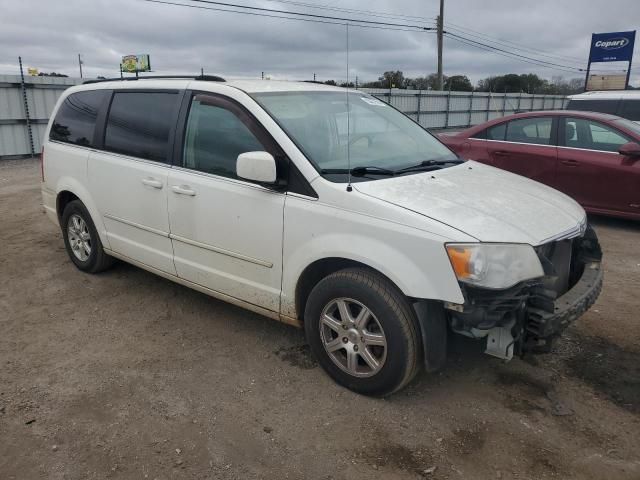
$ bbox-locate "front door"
[168,93,285,312]
[486,116,558,187]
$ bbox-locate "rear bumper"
[41,185,59,227]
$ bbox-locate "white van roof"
[71,76,345,94]
[568,90,640,100]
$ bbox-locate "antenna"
[346,22,353,192]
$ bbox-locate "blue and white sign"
[589,31,636,63]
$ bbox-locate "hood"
[354,161,586,246]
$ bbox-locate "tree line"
[321,71,587,95]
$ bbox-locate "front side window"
[50,90,108,147]
[486,123,506,141]
[182,97,265,178]
[104,91,178,162]
[563,117,630,153]
[252,91,457,180]
[505,117,552,145]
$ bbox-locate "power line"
[445,32,581,74]
[140,0,435,31]
[445,25,584,67]
[446,22,639,74]
[178,0,435,30]
[255,0,437,23]
[445,21,588,64]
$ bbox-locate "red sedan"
[438,111,640,220]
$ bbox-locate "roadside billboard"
[585,31,635,90]
[120,54,151,73]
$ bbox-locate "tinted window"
[505,117,552,145]
[618,99,640,121]
[563,117,630,152]
[104,92,178,162]
[566,99,619,115]
[486,123,506,140]
[50,90,108,147]
[183,98,264,178]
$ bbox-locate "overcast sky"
[0,0,638,87]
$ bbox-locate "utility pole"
[436,0,444,90]
[78,54,83,79]
[313,72,316,81]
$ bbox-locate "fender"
[280,202,466,318]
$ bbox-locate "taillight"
[40,146,45,182]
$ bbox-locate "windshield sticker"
[360,97,387,106]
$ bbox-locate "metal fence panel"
[361,88,568,132]
[0,75,81,158]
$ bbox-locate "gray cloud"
[0,0,638,86]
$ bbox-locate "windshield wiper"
[320,166,396,176]
[394,158,463,174]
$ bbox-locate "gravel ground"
[1,158,639,480]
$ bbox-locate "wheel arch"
[56,190,79,222]
[54,178,109,249]
[294,257,405,322]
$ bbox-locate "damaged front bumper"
[446,225,603,360]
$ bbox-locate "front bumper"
[447,225,603,356]
[526,258,603,340]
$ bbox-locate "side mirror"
[618,142,640,157]
[236,151,277,184]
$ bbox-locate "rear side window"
[618,100,640,121]
[104,91,178,162]
[50,90,108,147]
[566,99,619,115]
[505,117,552,145]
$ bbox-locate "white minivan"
[567,90,640,124]
[41,76,603,395]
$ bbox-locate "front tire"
[304,268,420,396]
[61,200,114,273]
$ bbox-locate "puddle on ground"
[354,442,434,474]
[274,344,317,370]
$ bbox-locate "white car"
[41,76,603,396]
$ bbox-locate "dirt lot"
[1,158,639,480]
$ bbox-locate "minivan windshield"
[252,91,459,181]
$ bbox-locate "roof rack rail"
[83,74,225,85]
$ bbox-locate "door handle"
[561,159,580,167]
[142,177,163,189]
[171,185,196,196]
[493,151,509,156]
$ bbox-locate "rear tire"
[61,200,114,273]
[304,267,420,396]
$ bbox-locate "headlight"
[445,243,544,289]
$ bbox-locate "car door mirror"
[237,151,277,184]
[618,142,640,157]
